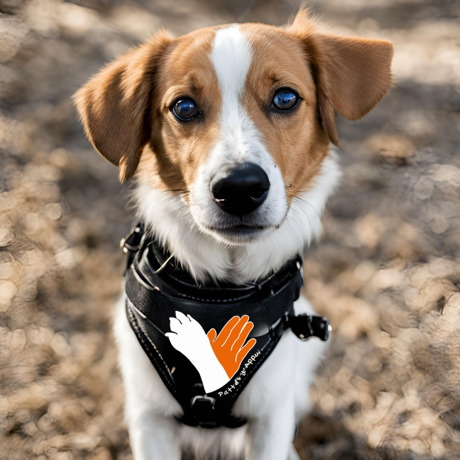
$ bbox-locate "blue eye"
[172,98,198,121]
[272,88,300,111]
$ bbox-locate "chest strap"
[122,224,330,429]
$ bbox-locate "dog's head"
[75,10,392,246]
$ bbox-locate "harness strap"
[126,300,250,428]
[122,223,331,429]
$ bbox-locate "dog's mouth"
[205,223,272,243]
[209,224,268,234]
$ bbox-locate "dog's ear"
[289,11,393,145]
[74,30,172,182]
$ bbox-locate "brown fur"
[288,9,393,145]
[74,11,393,197]
[138,27,222,193]
[73,30,173,182]
[242,24,330,200]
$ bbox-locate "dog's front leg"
[246,394,297,460]
[115,299,182,460]
[128,413,180,460]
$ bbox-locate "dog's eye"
[272,88,300,111]
[172,98,199,121]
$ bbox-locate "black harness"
[122,224,330,429]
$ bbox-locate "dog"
[74,9,393,460]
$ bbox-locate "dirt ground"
[1,0,459,459]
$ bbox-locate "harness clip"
[190,395,217,428]
[121,224,144,253]
[121,224,144,273]
[287,314,331,342]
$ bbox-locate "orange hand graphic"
[207,315,257,379]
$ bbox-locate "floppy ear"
[289,11,393,145]
[74,30,172,182]
[314,34,394,145]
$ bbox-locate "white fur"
[122,149,340,460]
[135,150,340,284]
[190,26,288,246]
[116,24,341,460]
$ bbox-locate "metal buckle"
[121,224,144,274]
[120,224,143,254]
[190,395,217,428]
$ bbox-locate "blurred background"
[1,0,459,459]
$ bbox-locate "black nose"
[211,162,270,216]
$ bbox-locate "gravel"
[1,0,459,459]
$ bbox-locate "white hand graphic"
[165,312,229,393]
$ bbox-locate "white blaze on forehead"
[209,25,262,166]
[211,25,252,122]
[188,24,288,245]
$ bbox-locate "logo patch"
[166,312,256,393]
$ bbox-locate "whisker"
[291,196,314,231]
[291,195,321,220]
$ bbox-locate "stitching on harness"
[127,302,177,393]
[173,292,252,303]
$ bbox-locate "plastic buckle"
[310,316,331,341]
[288,314,331,342]
[190,395,217,428]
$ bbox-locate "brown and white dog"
[75,9,392,460]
